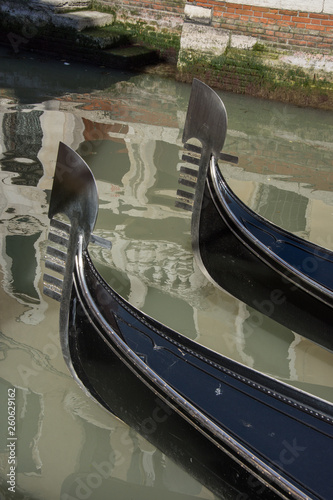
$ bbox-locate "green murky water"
[0,45,333,499]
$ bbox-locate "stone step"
[0,0,91,17]
[28,0,91,14]
[52,10,115,31]
[1,1,115,33]
[101,46,159,69]
[0,2,160,70]
[78,29,131,50]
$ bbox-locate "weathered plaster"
[180,23,257,56]
[180,23,230,54]
[323,0,333,14]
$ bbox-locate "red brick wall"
[98,0,333,52]
[188,1,333,52]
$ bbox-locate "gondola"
[176,79,333,352]
[43,99,333,499]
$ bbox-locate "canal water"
[0,45,333,499]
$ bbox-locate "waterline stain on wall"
[0,0,332,108]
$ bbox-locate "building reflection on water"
[1,75,333,499]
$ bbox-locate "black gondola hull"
[68,285,280,500]
[196,168,333,351]
[177,80,333,352]
[66,250,333,500]
[43,93,333,500]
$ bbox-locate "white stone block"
[223,0,324,14]
[323,0,333,14]
[231,34,257,49]
[184,5,212,25]
[181,24,229,55]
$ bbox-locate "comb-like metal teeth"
[50,219,70,234]
[43,273,63,302]
[184,143,201,155]
[220,152,239,164]
[43,218,69,301]
[43,273,63,288]
[43,214,113,302]
[178,178,197,190]
[50,220,111,250]
[46,245,67,260]
[48,231,69,248]
[182,154,200,167]
[176,189,194,211]
[177,189,195,201]
[43,287,62,302]
[48,218,70,247]
[175,201,193,212]
[184,142,239,165]
[45,260,66,275]
[45,245,66,275]
[51,217,112,249]
[180,166,198,178]
[176,144,200,212]
[90,234,112,249]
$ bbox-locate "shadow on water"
[0,46,134,104]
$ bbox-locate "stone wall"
[99,0,333,53]
[96,0,186,30]
[190,0,333,53]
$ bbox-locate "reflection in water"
[0,51,333,499]
[1,111,44,186]
[255,184,308,233]
[60,395,210,500]
[0,379,43,488]
[6,232,41,302]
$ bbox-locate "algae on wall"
[1,4,332,109]
[177,45,333,110]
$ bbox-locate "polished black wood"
[67,249,333,500]
[178,80,333,352]
[68,277,280,500]
[44,103,333,500]
[195,158,333,351]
